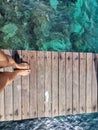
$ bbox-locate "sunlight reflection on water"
[0,113,98,130]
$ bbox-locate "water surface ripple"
[0,113,98,130]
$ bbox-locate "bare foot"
[16,63,30,70]
[18,69,31,76]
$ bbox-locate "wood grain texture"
[66,52,72,114]
[51,52,59,117]
[0,50,97,121]
[79,53,86,113]
[37,51,45,117]
[29,51,37,118]
[0,68,4,121]
[21,50,30,119]
[86,53,93,113]
[72,53,79,114]
[91,54,98,112]
[58,52,65,116]
[44,52,52,117]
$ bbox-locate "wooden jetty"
[0,50,98,121]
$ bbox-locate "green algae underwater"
[0,0,98,52]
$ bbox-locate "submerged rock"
[1,23,18,42]
[49,0,58,10]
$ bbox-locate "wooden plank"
[44,52,52,117]
[21,50,30,119]
[13,50,22,120]
[66,52,72,114]
[72,53,79,114]
[51,52,59,117]
[79,53,86,113]
[37,51,45,117]
[91,54,97,112]
[29,51,37,118]
[0,68,4,121]
[1,50,98,121]
[86,53,93,113]
[58,52,65,116]
[4,50,13,120]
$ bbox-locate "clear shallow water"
[0,0,98,52]
[0,113,98,130]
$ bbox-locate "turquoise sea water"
[0,0,98,52]
[0,113,98,130]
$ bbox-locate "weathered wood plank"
[79,53,86,113]
[13,50,22,120]
[44,52,52,117]
[21,50,30,119]
[91,54,98,112]
[4,50,13,120]
[29,51,37,118]
[72,53,79,114]
[0,50,98,121]
[86,53,93,113]
[66,52,72,114]
[0,68,4,121]
[37,51,45,117]
[58,52,65,116]
[51,52,59,117]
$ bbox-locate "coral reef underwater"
[0,0,98,52]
